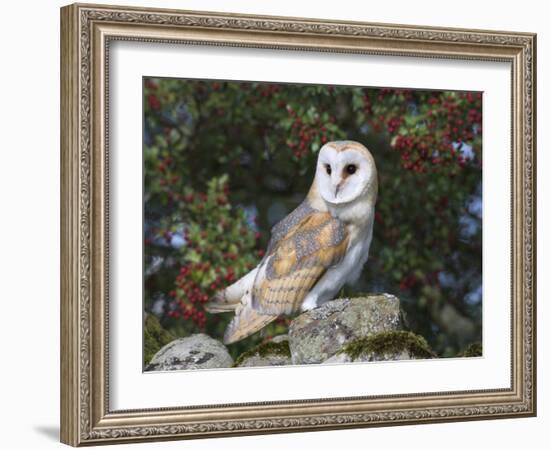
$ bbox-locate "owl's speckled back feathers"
[251,207,348,315]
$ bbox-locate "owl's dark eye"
[325,164,332,175]
[346,164,357,175]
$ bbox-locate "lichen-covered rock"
[234,340,292,368]
[145,333,233,371]
[323,331,434,364]
[289,294,403,364]
[143,313,175,366]
[458,342,482,357]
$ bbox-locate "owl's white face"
[316,142,376,205]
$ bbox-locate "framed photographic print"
[60,3,537,446]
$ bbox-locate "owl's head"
[315,140,377,205]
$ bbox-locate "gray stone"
[234,340,292,368]
[322,330,434,364]
[288,294,403,365]
[236,353,292,368]
[145,333,233,371]
[323,349,413,364]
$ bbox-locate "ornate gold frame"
[60,3,536,446]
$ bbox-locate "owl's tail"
[204,268,257,313]
[204,267,278,344]
[223,302,278,344]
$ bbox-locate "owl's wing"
[264,200,315,253]
[251,211,348,315]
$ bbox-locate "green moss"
[233,340,291,367]
[341,331,435,361]
[144,313,175,366]
[458,342,482,357]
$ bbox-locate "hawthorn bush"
[144,77,482,358]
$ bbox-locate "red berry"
[147,94,161,111]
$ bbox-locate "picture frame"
[60,2,536,446]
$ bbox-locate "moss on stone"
[458,342,482,357]
[144,313,175,366]
[234,340,291,367]
[341,330,435,361]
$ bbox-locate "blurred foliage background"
[143,77,482,361]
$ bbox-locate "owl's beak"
[334,181,344,198]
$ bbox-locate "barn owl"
[205,140,378,344]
